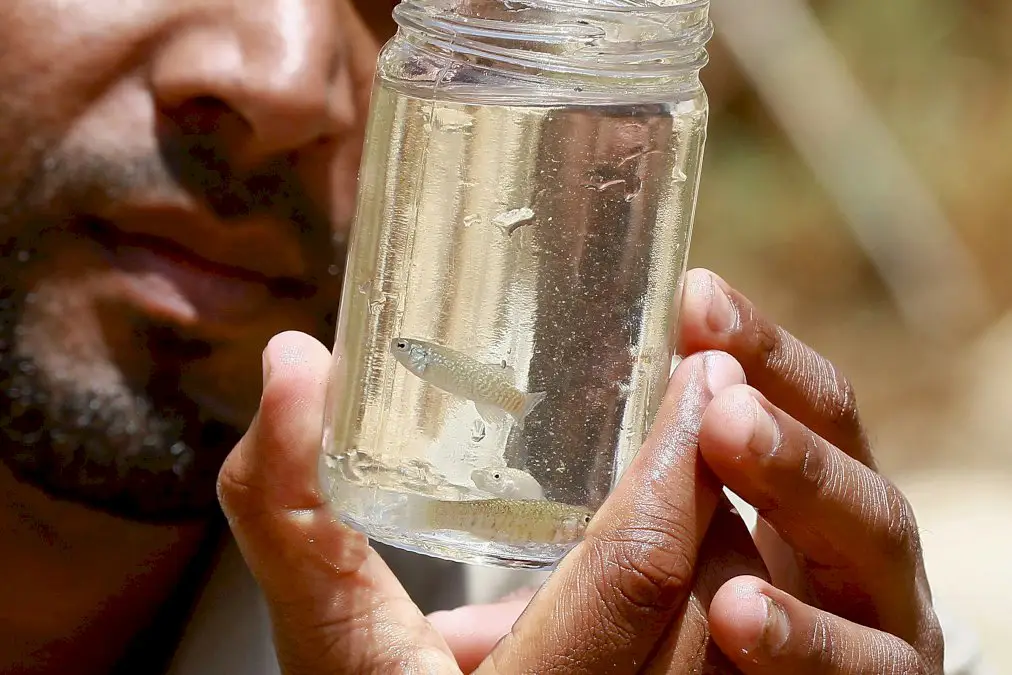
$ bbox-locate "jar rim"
[515,0,710,13]
[392,0,713,81]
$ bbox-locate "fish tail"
[514,390,547,428]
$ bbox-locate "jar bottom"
[329,481,582,569]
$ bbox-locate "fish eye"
[492,472,501,480]
[583,515,592,524]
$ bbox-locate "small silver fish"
[472,466,545,500]
[390,337,547,427]
[422,498,594,545]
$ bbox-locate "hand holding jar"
[216,269,944,675]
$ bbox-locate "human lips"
[78,213,320,328]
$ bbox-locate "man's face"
[0,0,394,521]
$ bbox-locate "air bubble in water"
[327,264,341,276]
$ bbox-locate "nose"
[151,0,354,156]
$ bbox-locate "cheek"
[0,2,168,208]
[0,4,163,121]
[58,81,158,163]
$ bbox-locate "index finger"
[677,268,873,467]
[478,351,746,675]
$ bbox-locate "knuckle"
[790,612,837,665]
[801,611,833,659]
[822,368,863,434]
[874,480,921,560]
[216,452,247,504]
[752,320,813,397]
[216,447,265,521]
[795,426,824,486]
[749,313,782,370]
[749,424,824,513]
[745,309,869,447]
[590,516,696,619]
[772,424,825,502]
[809,612,833,656]
[614,543,693,612]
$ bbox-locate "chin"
[0,362,242,523]
[0,267,244,523]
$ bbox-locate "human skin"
[0,1,388,672]
[0,0,942,672]
[218,269,945,674]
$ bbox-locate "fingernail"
[759,594,790,654]
[706,274,737,333]
[750,396,781,456]
[704,352,744,393]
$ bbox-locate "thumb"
[217,331,460,675]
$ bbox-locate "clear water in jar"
[321,76,707,569]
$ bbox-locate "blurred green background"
[695,1,1011,670]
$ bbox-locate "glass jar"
[321,0,713,569]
